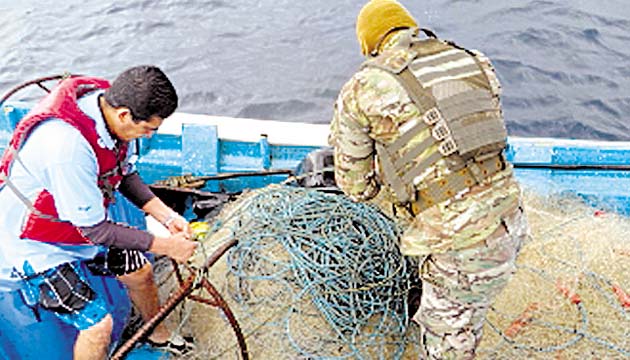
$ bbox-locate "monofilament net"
[154,185,630,359]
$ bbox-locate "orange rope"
[556,279,581,305]
[504,302,540,338]
[612,284,630,309]
[554,350,568,360]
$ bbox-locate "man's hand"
[149,232,197,263]
[164,212,192,237]
[141,198,193,237]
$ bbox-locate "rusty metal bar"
[203,238,237,269]
[111,238,242,359]
[173,259,186,285]
[198,277,249,360]
[111,274,196,360]
[152,169,294,190]
[188,293,218,306]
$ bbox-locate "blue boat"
[2,85,630,358]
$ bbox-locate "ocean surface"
[1,0,629,140]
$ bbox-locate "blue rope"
[220,186,416,359]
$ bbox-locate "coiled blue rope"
[218,186,417,359]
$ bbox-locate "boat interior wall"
[3,102,630,216]
[163,112,330,146]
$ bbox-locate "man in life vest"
[0,66,196,359]
[329,1,531,358]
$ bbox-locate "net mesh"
[153,185,630,359]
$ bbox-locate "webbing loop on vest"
[375,142,415,203]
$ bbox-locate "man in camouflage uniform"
[328,1,530,358]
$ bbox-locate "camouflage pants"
[412,207,529,359]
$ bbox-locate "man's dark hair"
[104,65,178,122]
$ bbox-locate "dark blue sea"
[1,0,629,140]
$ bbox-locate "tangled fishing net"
[156,185,420,359]
[478,192,630,359]
[153,185,630,359]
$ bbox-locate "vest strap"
[402,150,443,184]
[398,68,436,112]
[387,106,442,154]
[409,154,508,214]
[375,142,414,203]
[0,173,60,223]
[388,118,428,154]
[394,135,435,171]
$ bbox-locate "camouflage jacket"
[329,30,523,256]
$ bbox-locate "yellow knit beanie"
[356,0,418,56]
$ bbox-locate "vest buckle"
[431,120,450,140]
[423,108,442,125]
[438,137,458,156]
[466,161,485,183]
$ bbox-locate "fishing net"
[152,185,630,359]
[155,185,421,359]
[477,191,630,359]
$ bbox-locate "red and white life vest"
[0,76,129,245]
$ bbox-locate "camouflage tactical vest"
[363,29,508,211]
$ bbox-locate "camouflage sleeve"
[329,75,380,202]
